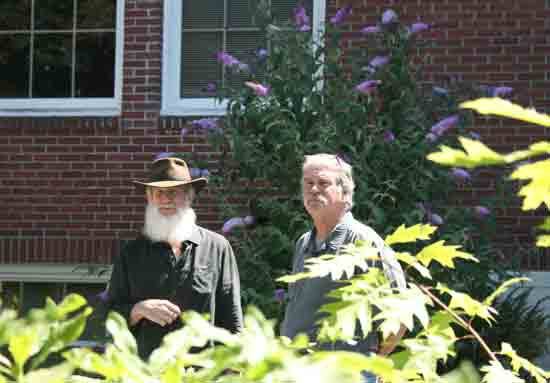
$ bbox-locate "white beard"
[143,204,197,243]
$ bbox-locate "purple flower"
[190,168,209,178]
[222,215,256,233]
[451,168,471,182]
[217,51,240,67]
[96,289,109,303]
[154,152,176,161]
[275,288,286,303]
[190,118,221,133]
[368,55,390,72]
[245,81,270,97]
[491,86,513,97]
[256,48,268,59]
[468,131,481,140]
[355,79,381,94]
[473,206,491,219]
[428,213,444,226]
[383,130,396,143]
[330,5,352,25]
[361,25,381,34]
[204,82,217,92]
[381,9,398,24]
[430,115,459,136]
[298,24,311,32]
[432,86,449,96]
[409,22,430,34]
[293,5,311,30]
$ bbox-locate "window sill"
[0,99,121,117]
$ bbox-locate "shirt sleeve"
[214,240,244,333]
[379,245,407,289]
[105,245,135,326]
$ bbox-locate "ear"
[145,187,152,202]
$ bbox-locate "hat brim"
[134,178,207,192]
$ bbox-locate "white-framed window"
[161,0,325,116]
[0,0,125,117]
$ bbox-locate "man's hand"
[130,299,181,327]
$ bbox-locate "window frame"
[161,0,326,116]
[0,0,125,117]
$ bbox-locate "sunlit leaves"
[427,137,505,168]
[437,284,497,323]
[440,360,481,383]
[395,252,431,279]
[460,97,550,127]
[416,240,477,268]
[536,235,550,247]
[499,342,550,383]
[510,159,550,211]
[385,224,437,246]
[106,312,138,355]
[481,361,524,383]
[483,277,529,306]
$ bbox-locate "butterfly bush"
[200,5,534,373]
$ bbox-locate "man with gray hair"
[281,153,406,382]
[106,156,243,359]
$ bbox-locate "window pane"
[21,282,62,315]
[181,32,222,98]
[35,0,74,30]
[183,0,224,29]
[271,0,313,24]
[227,0,258,28]
[76,32,115,97]
[33,34,72,97]
[77,0,116,29]
[226,31,265,89]
[0,35,30,98]
[0,0,31,30]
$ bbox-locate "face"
[302,164,347,218]
[146,186,193,217]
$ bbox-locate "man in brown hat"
[105,156,243,359]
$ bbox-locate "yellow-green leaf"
[416,241,478,268]
[536,235,550,247]
[483,277,530,306]
[510,160,550,210]
[481,361,524,383]
[427,138,505,168]
[396,252,432,280]
[385,224,437,246]
[437,284,496,323]
[499,342,550,383]
[537,217,550,231]
[460,97,550,127]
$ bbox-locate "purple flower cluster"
[217,51,249,72]
[417,203,444,226]
[383,130,396,143]
[245,81,270,97]
[189,168,210,178]
[355,79,381,94]
[426,115,459,142]
[222,215,256,233]
[450,168,471,183]
[381,9,398,24]
[293,5,311,31]
[274,288,286,303]
[183,118,222,137]
[365,55,390,73]
[330,5,352,25]
[409,22,430,35]
[473,206,491,219]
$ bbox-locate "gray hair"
[302,153,355,210]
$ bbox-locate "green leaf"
[537,217,550,231]
[106,312,138,355]
[385,224,437,246]
[437,284,497,323]
[9,325,43,372]
[499,342,550,383]
[509,160,550,210]
[24,362,74,383]
[483,277,530,306]
[536,235,550,247]
[56,294,88,317]
[63,348,120,381]
[427,138,505,168]
[481,360,524,383]
[460,98,550,127]
[395,252,431,280]
[440,360,481,383]
[416,240,478,268]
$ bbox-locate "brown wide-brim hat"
[134,157,208,192]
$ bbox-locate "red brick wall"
[0,0,548,267]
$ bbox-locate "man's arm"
[214,241,244,332]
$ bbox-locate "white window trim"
[0,0,125,117]
[161,0,326,116]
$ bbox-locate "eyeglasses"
[149,186,192,200]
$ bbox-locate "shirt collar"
[306,212,354,253]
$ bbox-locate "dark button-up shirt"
[106,225,243,359]
[281,212,406,353]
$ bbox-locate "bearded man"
[106,156,243,359]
